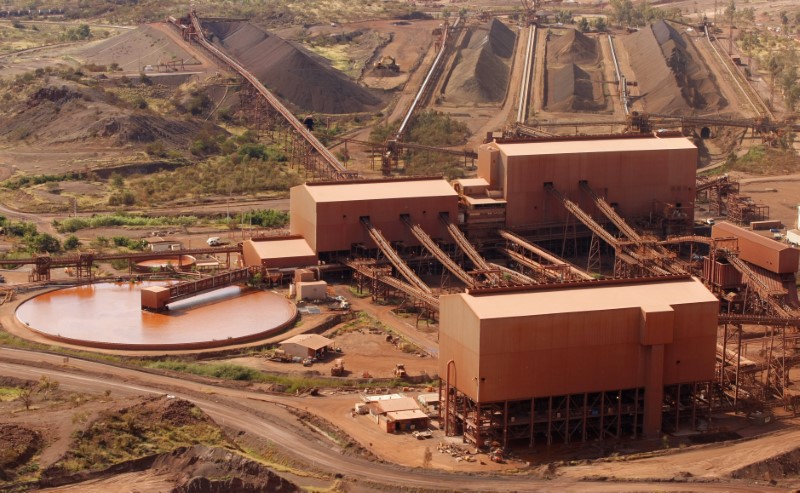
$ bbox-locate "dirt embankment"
[545,29,606,112]
[28,395,301,492]
[0,424,43,482]
[203,21,384,115]
[77,25,202,72]
[444,18,516,105]
[0,82,215,147]
[623,20,727,114]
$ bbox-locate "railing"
[167,268,252,302]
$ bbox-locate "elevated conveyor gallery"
[360,217,432,294]
[401,215,476,288]
[440,213,503,285]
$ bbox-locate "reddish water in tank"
[16,281,295,349]
[135,256,196,270]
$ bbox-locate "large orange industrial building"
[476,134,697,231]
[289,177,458,256]
[439,276,719,448]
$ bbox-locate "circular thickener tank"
[16,281,296,350]
[134,255,196,272]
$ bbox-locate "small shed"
[146,237,182,252]
[369,396,430,433]
[296,280,327,301]
[416,392,440,412]
[280,334,333,359]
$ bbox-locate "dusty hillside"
[77,25,202,72]
[623,20,727,114]
[203,20,384,114]
[0,81,215,147]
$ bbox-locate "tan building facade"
[439,276,718,447]
[477,135,697,230]
[290,178,459,254]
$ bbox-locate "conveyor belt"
[499,229,593,281]
[402,216,476,288]
[187,13,352,180]
[346,260,439,310]
[488,263,538,285]
[726,255,794,319]
[440,214,502,285]
[360,217,431,294]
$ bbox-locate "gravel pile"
[544,28,605,112]
[549,28,598,65]
[547,63,604,111]
[444,19,516,104]
[204,21,383,114]
[623,20,726,114]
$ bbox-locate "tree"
[16,385,35,410]
[23,233,61,253]
[609,0,634,26]
[110,172,124,189]
[38,375,60,401]
[724,0,736,27]
[593,17,608,32]
[579,17,590,32]
[63,235,80,250]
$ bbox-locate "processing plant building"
[290,177,459,257]
[476,134,697,233]
[439,276,719,448]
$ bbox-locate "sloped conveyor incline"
[360,217,432,294]
[726,255,794,319]
[499,229,593,281]
[402,216,476,288]
[440,213,502,285]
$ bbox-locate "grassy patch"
[53,213,199,233]
[706,146,800,176]
[144,360,406,393]
[0,386,21,401]
[55,400,227,473]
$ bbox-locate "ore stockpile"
[203,21,384,114]
[443,19,516,105]
[545,29,606,113]
[623,20,726,114]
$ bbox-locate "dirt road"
[0,347,790,492]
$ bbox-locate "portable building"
[280,334,333,359]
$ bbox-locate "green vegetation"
[144,360,407,393]
[3,173,81,190]
[0,387,22,402]
[239,209,289,228]
[405,111,470,179]
[608,0,682,26]
[125,153,302,205]
[737,31,800,110]
[369,111,470,180]
[53,214,198,233]
[704,145,800,176]
[63,24,91,41]
[55,401,227,473]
